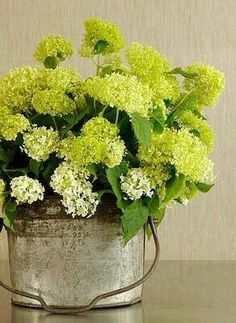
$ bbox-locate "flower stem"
[52,116,59,132]
[99,106,107,117]
[115,108,120,125]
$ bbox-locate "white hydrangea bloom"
[22,126,59,162]
[10,176,45,204]
[120,168,154,200]
[50,161,99,218]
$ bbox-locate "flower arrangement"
[0,18,225,243]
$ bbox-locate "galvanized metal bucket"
[7,196,145,308]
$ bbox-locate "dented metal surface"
[7,197,145,308]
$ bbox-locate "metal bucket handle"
[0,216,160,314]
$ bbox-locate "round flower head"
[139,128,214,183]
[81,116,119,139]
[45,67,81,95]
[173,129,214,182]
[81,117,125,167]
[22,126,59,161]
[184,62,225,107]
[34,34,73,65]
[0,66,45,112]
[59,119,125,168]
[0,107,29,141]
[127,42,170,81]
[79,17,125,57]
[120,168,154,200]
[50,161,99,218]
[127,43,180,103]
[177,111,214,151]
[50,161,89,195]
[82,73,153,117]
[0,179,5,206]
[59,135,106,166]
[10,176,45,204]
[32,89,76,116]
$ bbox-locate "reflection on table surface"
[11,302,144,323]
[1,260,236,323]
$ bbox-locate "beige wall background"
[0,0,235,260]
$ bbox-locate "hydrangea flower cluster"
[34,35,73,64]
[0,106,29,140]
[120,168,154,200]
[177,111,214,151]
[79,18,125,57]
[126,42,180,104]
[82,73,153,117]
[59,117,125,167]
[50,162,99,217]
[10,176,45,204]
[184,62,225,107]
[22,126,59,161]
[0,66,44,113]
[0,17,225,243]
[139,128,214,184]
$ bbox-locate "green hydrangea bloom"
[22,126,59,161]
[81,116,118,138]
[59,117,125,167]
[45,67,81,94]
[127,42,180,103]
[34,35,73,64]
[82,73,153,117]
[79,17,125,57]
[127,42,170,80]
[139,128,214,183]
[0,179,5,206]
[32,89,76,116]
[0,66,45,112]
[184,62,225,107]
[59,135,106,166]
[178,111,214,151]
[0,106,30,140]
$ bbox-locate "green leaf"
[42,157,60,184]
[0,146,8,163]
[3,201,17,228]
[87,164,98,176]
[151,106,165,134]
[164,174,186,203]
[192,110,207,120]
[147,195,166,223]
[189,129,200,137]
[167,67,197,79]
[106,161,128,209]
[57,51,65,61]
[62,110,86,125]
[195,182,214,193]
[44,56,58,69]
[100,66,113,76]
[122,200,149,244]
[131,113,152,147]
[94,40,109,55]
[29,159,42,177]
